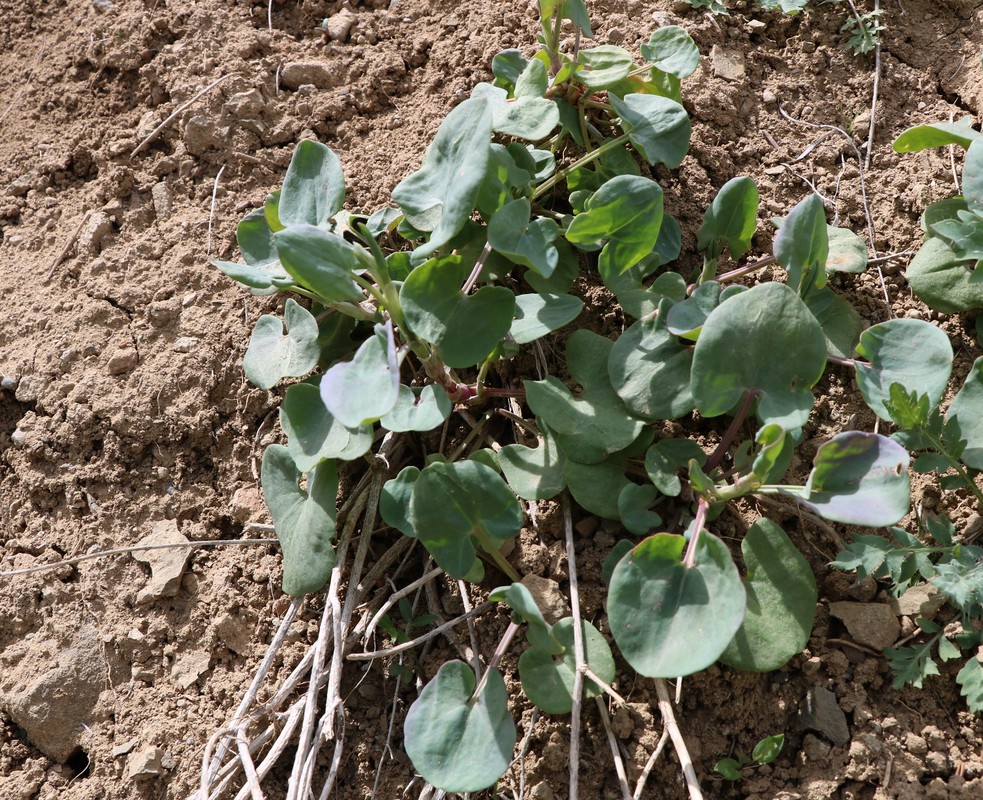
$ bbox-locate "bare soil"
[2,0,983,798]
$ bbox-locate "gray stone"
[127,747,167,779]
[171,649,211,689]
[281,61,340,90]
[112,738,138,757]
[79,211,113,254]
[224,88,265,118]
[132,520,191,603]
[5,173,34,197]
[521,573,570,625]
[325,9,357,42]
[151,182,171,220]
[798,686,850,746]
[892,583,945,618]
[0,626,105,762]
[711,46,745,82]
[107,348,139,375]
[829,601,900,650]
[183,115,223,156]
[172,336,199,353]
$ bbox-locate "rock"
[521,573,570,624]
[762,89,777,104]
[281,61,340,90]
[224,88,265,118]
[802,732,832,761]
[171,649,211,689]
[0,626,104,762]
[14,375,42,403]
[829,601,900,650]
[112,738,138,757]
[132,520,191,603]
[892,583,945,618]
[79,211,113,254]
[183,114,223,156]
[798,686,850,746]
[172,336,199,353]
[215,611,255,655]
[711,46,745,82]
[324,9,357,42]
[127,747,167,779]
[1,374,18,390]
[151,182,171,220]
[5,173,33,197]
[230,485,266,523]
[530,781,554,800]
[107,348,139,375]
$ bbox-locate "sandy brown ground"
[2,0,983,798]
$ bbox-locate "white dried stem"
[632,728,670,800]
[562,495,586,800]
[595,697,632,800]
[654,679,704,800]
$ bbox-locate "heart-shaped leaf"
[803,286,864,360]
[320,322,400,428]
[393,97,493,259]
[526,330,645,463]
[618,483,662,535]
[719,519,817,671]
[780,431,911,526]
[499,423,567,500]
[409,460,523,579]
[563,459,633,519]
[566,175,664,277]
[243,299,320,389]
[511,293,584,344]
[644,438,706,497]
[273,224,365,304]
[280,382,372,470]
[826,225,868,273]
[854,318,953,420]
[893,118,982,152]
[640,26,700,78]
[261,445,338,596]
[380,466,421,538]
[380,384,452,433]
[488,198,560,277]
[575,45,634,89]
[608,532,746,677]
[609,93,691,168]
[404,661,516,793]
[904,236,983,313]
[609,298,694,420]
[665,282,746,341]
[400,255,515,368]
[518,618,616,714]
[691,282,827,429]
[278,140,345,227]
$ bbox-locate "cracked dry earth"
[1,0,983,798]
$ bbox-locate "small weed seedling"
[714,733,786,780]
[209,1,983,793]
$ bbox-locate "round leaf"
[696,176,759,260]
[719,519,817,671]
[854,318,953,420]
[905,236,983,313]
[609,532,746,677]
[404,661,516,793]
[499,424,567,500]
[273,224,364,304]
[511,293,584,344]
[278,140,345,227]
[609,93,691,168]
[691,282,827,429]
[488,198,560,277]
[320,322,400,428]
[518,619,616,714]
[640,26,700,79]
[280,383,373,470]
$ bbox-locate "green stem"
[706,389,756,472]
[533,133,631,199]
[475,529,522,583]
[919,431,983,508]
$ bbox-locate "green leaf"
[854,318,953,420]
[714,758,743,781]
[489,582,563,654]
[562,0,593,35]
[947,357,983,469]
[488,198,559,277]
[518,619,615,714]
[409,461,523,579]
[826,226,868,273]
[380,466,421,538]
[278,140,345,227]
[691,282,827,429]
[499,424,567,500]
[515,57,549,97]
[392,97,493,259]
[803,286,864,360]
[243,299,320,389]
[492,49,528,91]
[473,84,560,141]
[720,520,817,671]
[609,93,691,169]
[525,330,645,463]
[644,438,706,497]
[273,224,364,304]
[403,661,516,793]
[320,323,400,428]
[905,236,983,313]
[609,299,695,420]
[958,659,983,712]
[264,189,283,232]
[774,194,829,293]
[477,144,535,218]
[640,26,700,79]
[964,140,983,208]
[400,255,515,368]
[938,636,961,662]
[753,734,785,766]
[380,384,452,433]
[885,642,940,689]
[511,293,584,344]
[608,532,747,678]
[280,382,372,470]
[782,431,911,527]
[618,483,662,535]
[666,281,745,340]
[696,177,759,260]
[566,175,664,277]
[575,45,634,89]
[931,208,983,261]
[261,445,338,596]
[563,460,632,520]
[893,118,983,153]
